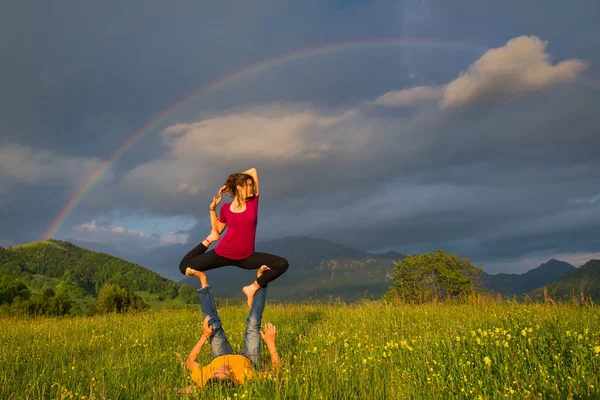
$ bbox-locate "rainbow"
[42,36,493,240]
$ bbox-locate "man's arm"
[185,316,213,372]
[242,167,260,196]
[260,323,281,370]
[185,334,209,372]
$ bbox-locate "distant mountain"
[527,260,600,301]
[179,236,590,302]
[179,236,405,301]
[482,259,576,295]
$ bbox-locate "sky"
[1,0,599,280]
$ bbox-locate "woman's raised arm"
[242,167,259,196]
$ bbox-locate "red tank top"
[214,195,259,260]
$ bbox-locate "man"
[180,266,281,392]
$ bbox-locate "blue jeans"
[197,285,267,368]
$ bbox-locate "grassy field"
[1,298,599,399]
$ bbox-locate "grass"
[8,240,66,251]
[1,299,599,399]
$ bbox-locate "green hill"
[3,239,179,297]
[527,259,600,301]
[0,240,195,314]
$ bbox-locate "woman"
[179,168,289,307]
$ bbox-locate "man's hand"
[260,323,276,344]
[203,316,213,338]
[261,323,281,369]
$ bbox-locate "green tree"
[96,283,128,313]
[94,283,149,314]
[178,284,200,304]
[0,275,31,304]
[385,249,482,303]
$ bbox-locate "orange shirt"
[191,355,254,388]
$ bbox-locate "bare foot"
[185,268,208,288]
[257,265,270,278]
[206,229,220,243]
[242,282,260,308]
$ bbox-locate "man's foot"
[242,281,261,308]
[257,265,270,278]
[185,268,208,288]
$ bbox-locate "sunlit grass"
[8,240,65,250]
[1,300,599,399]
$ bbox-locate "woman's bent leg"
[237,252,289,288]
[179,248,231,275]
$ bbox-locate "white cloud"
[373,85,444,107]
[441,35,587,109]
[161,105,361,162]
[73,221,188,249]
[124,159,210,196]
[0,144,108,185]
[571,193,600,205]
[120,104,373,202]
[374,36,588,110]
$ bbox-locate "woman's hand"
[210,185,227,210]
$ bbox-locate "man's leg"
[241,267,269,367]
[189,269,233,358]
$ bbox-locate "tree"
[385,249,482,303]
[178,284,200,304]
[96,283,128,313]
[0,275,31,304]
[94,283,149,314]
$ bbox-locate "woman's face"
[238,179,255,199]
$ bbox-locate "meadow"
[1,298,599,399]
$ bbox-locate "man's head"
[205,364,236,387]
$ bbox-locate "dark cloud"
[2,0,599,274]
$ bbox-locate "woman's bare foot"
[242,281,261,308]
[202,229,220,247]
[257,265,270,278]
[185,268,208,288]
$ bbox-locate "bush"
[93,283,149,314]
[385,249,482,303]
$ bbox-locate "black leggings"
[179,242,289,288]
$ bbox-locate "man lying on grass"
[179,267,281,393]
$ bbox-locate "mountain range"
[2,237,598,304]
[178,236,599,302]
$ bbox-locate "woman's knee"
[178,260,188,275]
[277,257,289,273]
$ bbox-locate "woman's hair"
[223,173,255,198]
